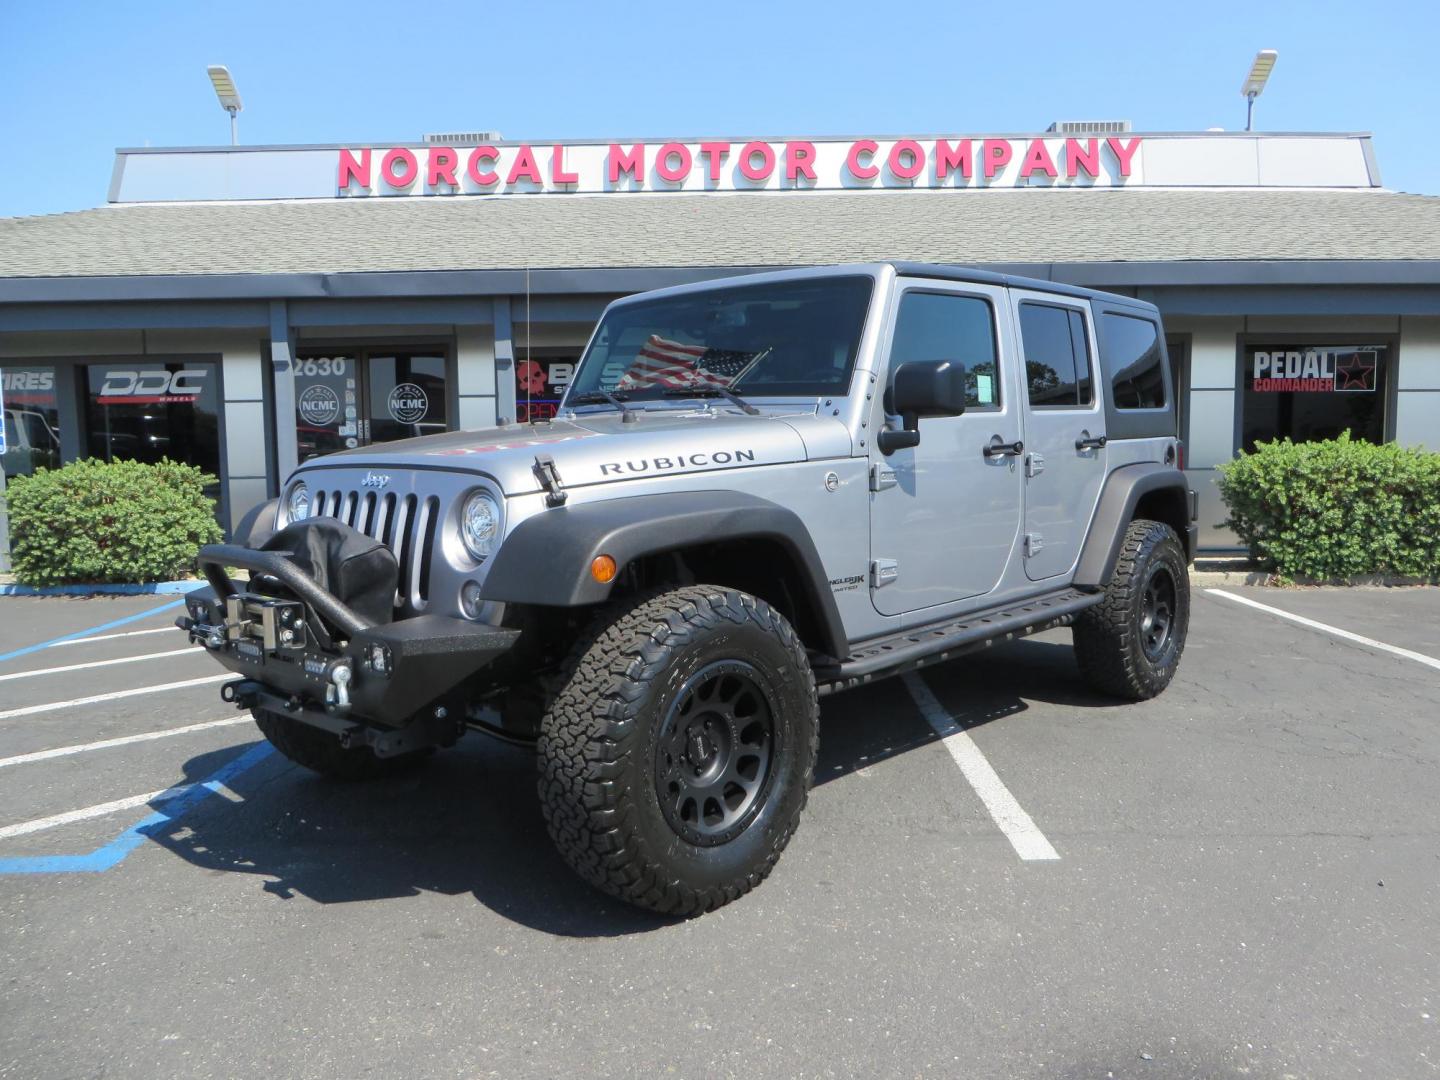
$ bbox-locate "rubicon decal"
[598,449,758,476]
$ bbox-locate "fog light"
[590,555,617,583]
[460,580,484,619]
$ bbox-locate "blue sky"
[2,0,1438,217]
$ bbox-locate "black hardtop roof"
[887,261,1158,313]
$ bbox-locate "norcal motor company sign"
[107,135,1378,203]
[334,136,1144,197]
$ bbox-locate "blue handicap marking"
[0,596,194,665]
[0,742,275,874]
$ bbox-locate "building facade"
[2,129,1439,562]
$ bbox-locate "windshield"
[567,276,874,402]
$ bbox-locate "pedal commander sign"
[1249,347,1381,393]
[334,136,1144,196]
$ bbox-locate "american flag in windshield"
[615,335,765,390]
[570,276,875,400]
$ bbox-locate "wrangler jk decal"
[599,449,757,477]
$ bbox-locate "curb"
[1190,570,1278,587]
[0,581,206,597]
[1189,570,1438,588]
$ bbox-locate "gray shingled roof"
[2,188,1439,278]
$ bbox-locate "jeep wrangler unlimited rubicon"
[181,264,1196,915]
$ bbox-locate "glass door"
[293,353,359,461]
[293,348,449,461]
[365,352,448,443]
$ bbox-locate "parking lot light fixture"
[1241,49,1278,132]
[206,65,243,146]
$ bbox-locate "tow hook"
[325,660,354,712]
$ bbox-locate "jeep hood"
[295,409,851,496]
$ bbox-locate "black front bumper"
[183,543,519,729]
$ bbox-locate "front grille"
[308,487,440,612]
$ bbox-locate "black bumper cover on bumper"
[184,543,519,730]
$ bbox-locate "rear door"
[1011,291,1108,581]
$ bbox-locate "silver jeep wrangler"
[183,263,1196,915]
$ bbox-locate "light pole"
[1241,49,1278,132]
[207,65,243,145]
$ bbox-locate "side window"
[1103,312,1167,409]
[890,292,1001,410]
[1019,302,1093,408]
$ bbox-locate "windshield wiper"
[568,390,639,423]
[661,385,760,416]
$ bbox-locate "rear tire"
[253,710,431,781]
[537,586,818,916]
[1073,519,1190,700]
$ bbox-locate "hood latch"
[533,453,568,508]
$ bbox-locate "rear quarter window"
[1103,313,1166,409]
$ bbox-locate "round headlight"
[286,482,310,523]
[461,491,500,561]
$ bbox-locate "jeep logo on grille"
[360,471,391,489]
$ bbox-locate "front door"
[869,283,1024,617]
[293,349,449,461]
[1011,292,1108,581]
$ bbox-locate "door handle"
[984,435,1025,458]
[1075,431,1108,451]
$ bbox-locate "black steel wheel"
[1073,519,1190,700]
[654,660,778,847]
[538,586,818,916]
[1139,564,1178,662]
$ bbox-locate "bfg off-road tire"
[538,586,819,916]
[253,709,430,781]
[1073,519,1190,700]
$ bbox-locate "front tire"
[1072,519,1190,700]
[253,710,431,781]
[538,586,819,916]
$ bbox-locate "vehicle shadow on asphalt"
[816,638,1116,785]
[145,639,1114,937]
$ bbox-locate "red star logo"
[1334,351,1376,391]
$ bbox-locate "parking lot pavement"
[2,587,1438,1079]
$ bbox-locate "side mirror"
[878,360,967,455]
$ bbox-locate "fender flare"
[480,490,849,660]
[1073,463,1194,588]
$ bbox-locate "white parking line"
[0,675,232,721]
[0,786,177,840]
[0,647,203,683]
[47,626,177,648]
[901,672,1060,861]
[0,716,252,769]
[1206,589,1440,672]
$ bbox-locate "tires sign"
[387,383,428,424]
[0,368,7,456]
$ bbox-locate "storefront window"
[1241,343,1388,451]
[84,359,223,505]
[2,366,62,476]
[515,350,578,423]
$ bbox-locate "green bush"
[1217,433,1440,580]
[6,458,224,585]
